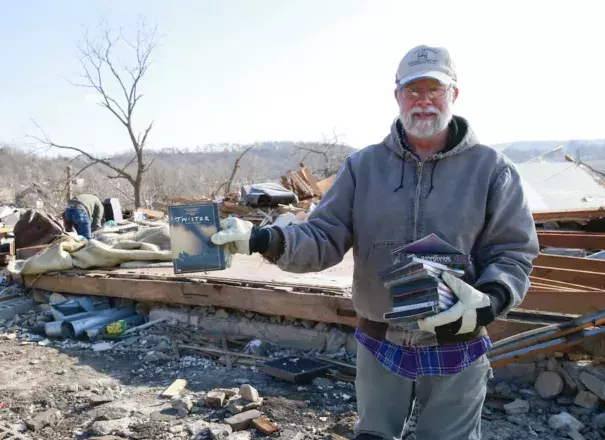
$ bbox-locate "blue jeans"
[64,207,92,239]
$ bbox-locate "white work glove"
[417,271,496,337]
[210,217,254,267]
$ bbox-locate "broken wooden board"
[161,379,187,398]
[537,230,605,249]
[533,207,605,222]
[532,266,605,289]
[519,289,605,315]
[535,253,605,272]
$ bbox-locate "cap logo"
[408,48,438,67]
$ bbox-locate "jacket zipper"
[413,160,423,241]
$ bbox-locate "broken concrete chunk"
[325,328,347,352]
[189,421,233,440]
[243,398,263,411]
[555,365,578,395]
[171,395,193,412]
[548,412,584,432]
[503,399,529,415]
[169,424,184,433]
[89,436,128,440]
[205,390,226,408]
[92,342,113,352]
[226,432,252,440]
[25,408,62,431]
[579,371,605,400]
[90,394,115,405]
[150,410,178,422]
[214,387,239,398]
[90,418,132,436]
[252,416,280,434]
[224,409,262,431]
[535,371,563,399]
[226,397,245,414]
[215,308,230,318]
[493,381,514,398]
[161,378,188,398]
[574,390,599,410]
[97,407,129,421]
[239,384,260,402]
[506,362,536,378]
[568,430,586,440]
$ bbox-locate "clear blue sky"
[1,0,604,155]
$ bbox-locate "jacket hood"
[384,115,480,162]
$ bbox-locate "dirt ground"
[0,335,359,439]
[0,332,603,439]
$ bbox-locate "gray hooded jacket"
[270,116,539,346]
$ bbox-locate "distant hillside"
[0,140,356,213]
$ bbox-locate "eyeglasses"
[401,85,450,101]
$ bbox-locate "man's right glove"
[417,271,503,340]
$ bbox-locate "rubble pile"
[484,354,605,440]
[0,281,605,439]
[152,164,333,226]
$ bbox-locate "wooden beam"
[23,274,359,327]
[533,207,605,222]
[531,266,605,289]
[520,289,605,314]
[529,275,605,292]
[537,231,605,249]
[535,253,605,272]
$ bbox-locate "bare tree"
[28,19,159,208]
[213,146,254,197]
[296,128,346,178]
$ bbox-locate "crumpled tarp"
[94,224,171,250]
[241,182,298,207]
[19,235,172,275]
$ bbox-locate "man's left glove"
[210,217,254,268]
[417,271,505,339]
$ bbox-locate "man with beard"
[211,44,539,440]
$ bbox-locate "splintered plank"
[533,207,605,222]
[520,289,605,314]
[529,275,605,292]
[161,379,187,398]
[535,253,605,273]
[537,231,605,250]
[531,266,605,289]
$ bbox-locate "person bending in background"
[63,193,105,240]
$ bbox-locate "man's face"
[395,78,458,139]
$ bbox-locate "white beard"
[400,101,453,139]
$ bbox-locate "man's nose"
[415,93,433,106]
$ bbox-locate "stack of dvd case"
[380,255,465,323]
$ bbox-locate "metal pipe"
[44,309,111,338]
[61,308,136,339]
[85,314,145,340]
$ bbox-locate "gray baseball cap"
[395,45,457,90]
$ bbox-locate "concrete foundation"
[149,306,358,354]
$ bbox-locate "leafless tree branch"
[27,19,159,208]
[213,146,254,197]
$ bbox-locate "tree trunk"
[133,173,142,208]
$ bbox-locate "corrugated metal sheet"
[515,162,605,210]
